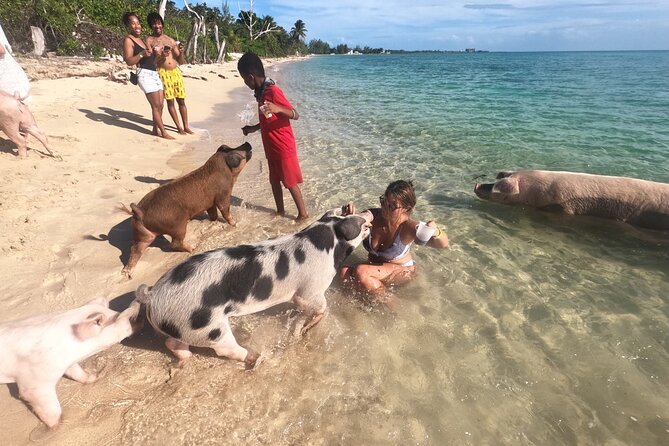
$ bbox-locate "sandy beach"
[0,56,311,443]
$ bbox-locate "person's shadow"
[79,108,151,134]
[78,107,179,134]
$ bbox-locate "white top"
[0,23,31,101]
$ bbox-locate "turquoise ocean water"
[192,52,669,444]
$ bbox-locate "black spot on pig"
[190,307,212,330]
[252,275,273,300]
[201,260,263,306]
[159,320,181,339]
[227,244,263,261]
[275,251,289,279]
[224,305,234,314]
[169,253,208,284]
[334,216,363,241]
[208,328,221,341]
[318,215,339,224]
[296,225,334,252]
[333,241,354,269]
[294,248,305,264]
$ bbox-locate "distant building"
[465,48,476,53]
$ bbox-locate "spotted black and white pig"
[0,298,142,428]
[135,209,373,369]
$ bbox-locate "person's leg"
[271,181,285,216]
[165,99,184,134]
[350,262,416,294]
[287,185,309,221]
[176,98,193,134]
[146,91,173,140]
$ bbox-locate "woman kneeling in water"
[339,180,449,298]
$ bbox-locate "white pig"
[0,90,55,158]
[0,297,142,428]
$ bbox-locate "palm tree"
[290,20,307,43]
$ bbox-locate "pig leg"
[18,382,62,428]
[3,124,28,158]
[293,293,327,335]
[64,363,97,384]
[22,124,56,158]
[216,198,236,227]
[211,327,258,369]
[123,223,157,277]
[165,337,192,361]
[206,206,218,221]
[168,223,193,252]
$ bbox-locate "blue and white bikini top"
[362,208,412,261]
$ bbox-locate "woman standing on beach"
[121,12,173,140]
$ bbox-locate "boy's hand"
[241,125,257,136]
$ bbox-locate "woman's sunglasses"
[379,195,402,211]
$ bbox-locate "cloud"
[178,0,669,51]
[464,4,516,9]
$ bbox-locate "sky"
[174,1,669,51]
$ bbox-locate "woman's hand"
[341,202,356,216]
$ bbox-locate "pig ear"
[72,313,106,341]
[225,152,243,169]
[496,171,515,179]
[492,177,520,195]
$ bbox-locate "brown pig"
[121,142,253,278]
[0,90,55,158]
[474,170,669,230]
[0,298,142,428]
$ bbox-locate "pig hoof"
[244,351,259,370]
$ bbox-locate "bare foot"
[273,210,286,218]
[295,213,309,222]
[162,133,176,140]
[184,128,195,134]
[178,128,186,135]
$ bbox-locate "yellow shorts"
[158,67,186,100]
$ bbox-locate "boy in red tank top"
[238,53,308,222]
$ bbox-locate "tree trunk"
[158,0,167,19]
[213,24,226,63]
[30,26,45,56]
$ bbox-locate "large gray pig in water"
[474,170,669,230]
[135,209,373,369]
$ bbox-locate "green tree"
[289,19,306,43]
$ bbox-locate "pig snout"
[474,183,493,199]
[118,300,144,335]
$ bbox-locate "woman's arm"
[426,222,449,248]
[409,219,449,248]
[122,36,149,66]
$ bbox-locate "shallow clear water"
[110,52,669,445]
[255,52,669,444]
